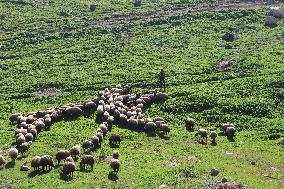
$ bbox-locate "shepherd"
[158,69,166,90]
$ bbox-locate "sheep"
[128,118,138,130]
[8,148,18,161]
[96,105,104,117]
[83,101,97,112]
[19,141,32,156]
[19,122,27,129]
[82,140,92,153]
[226,127,236,138]
[26,115,36,124]
[44,117,52,128]
[17,135,26,146]
[15,128,27,136]
[265,16,278,28]
[99,123,108,135]
[195,129,208,144]
[185,118,195,131]
[34,120,45,133]
[119,114,128,124]
[269,7,284,18]
[56,150,71,164]
[144,122,157,134]
[96,132,103,144]
[70,145,80,159]
[159,124,171,135]
[0,156,5,168]
[107,116,114,131]
[220,124,234,134]
[80,155,95,170]
[112,151,120,159]
[25,133,34,142]
[30,129,38,138]
[109,134,121,145]
[154,92,169,101]
[62,161,75,177]
[40,155,54,171]
[31,156,41,170]
[20,162,30,171]
[92,135,100,149]
[17,116,27,124]
[64,106,83,117]
[210,131,218,144]
[9,113,22,123]
[110,158,120,173]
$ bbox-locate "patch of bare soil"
[33,88,62,97]
[215,179,252,189]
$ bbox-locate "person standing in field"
[158,69,166,90]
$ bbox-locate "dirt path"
[88,1,283,28]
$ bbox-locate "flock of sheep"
[0,84,283,178]
[0,85,171,177]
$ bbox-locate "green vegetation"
[0,0,284,188]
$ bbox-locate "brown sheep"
[80,155,95,170]
[185,118,195,131]
[82,140,92,153]
[110,158,120,173]
[62,162,75,177]
[112,151,120,159]
[109,133,121,145]
[40,155,54,171]
[195,129,208,144]
[70,145,80,159]
[210,131,218,144]
[0,155,5,168]
[31,156,41,170]
[56,150,71,164]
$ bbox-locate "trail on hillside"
[88,1,283,28]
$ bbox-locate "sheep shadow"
[79,167,93,173]
[28,170,44,178]
[109,143,120,148]
[146,132,157,137]
[5,161,15,169]
[60,174,73,181]
[108,171,118,181]
[210,142,217,146]
[227,136,235,142]
[157,133,170,140]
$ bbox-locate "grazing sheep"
[8,148,18,161]
[17,135,26,146]
[128,118,138,130]
[20,162,30,171]
[220,124,234,134]
[34,120,45,133]
[40,155,54,171]
[269,7,284,18]
[195,129,208,144]
[159,124,171,135]
[30,129,38,138]
[56,150,71,164]
[119,114,128,124]
[80,155,95,170]
[82,140,92,153]
[26,115,36,124]
[25,133,34,142]
[222,32,234,42]
[19,141,32,156]
[19,122,27,129]
[210,131,218,144]
[110,158,120,173]
[107,116,114,131]
[185,118,195,131]
[0,156,5,168]
[84,101,97,112]
[15,128,27,136]
[154,92,169,101]
[9,113,22,123]
[70,145,80,159]
[44,117,52,128]
[64,106,83,117]
[62,162,75,177]
[144,122,157,134]
[109,134,121,145]
[31,156,41,170]
[265,16,278,28]
[99,123,108,135]
[226,127,236,138]
[92,135,100,149]
[96,105,104,116]
[64,156,74,163]
[112,151,120,159]
[96,132,103,144]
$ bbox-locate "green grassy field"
[0,0,284,188]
